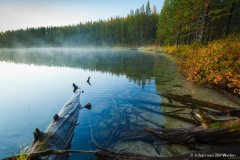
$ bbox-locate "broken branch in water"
[163,109,185,114]
[88,119,99,146]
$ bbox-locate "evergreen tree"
[157,0,240,45]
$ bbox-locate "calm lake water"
[0,48,238,159]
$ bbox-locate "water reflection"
[0,48,156,88]
[0,48,162,159]
[0,48,238,159]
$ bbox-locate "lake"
[0,48,238,159]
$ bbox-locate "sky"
[0,0,163,32]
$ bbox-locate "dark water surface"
[0,48,238,159]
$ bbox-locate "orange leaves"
[167,34,240,96]
[213,74,223,84]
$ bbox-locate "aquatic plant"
[16,149,28,160]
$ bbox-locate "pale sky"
[0,0,163,32]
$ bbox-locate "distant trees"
[157,0,240,45]
[0,1,158,47]
[1,1,239,48]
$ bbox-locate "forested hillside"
[0,1,158,47]
[154,0,240,96]
[157,0,240,45]
[0,0,239,47]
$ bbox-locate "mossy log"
[145,127,240,145]
[27,89,82,160]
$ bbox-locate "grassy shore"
[144,34,240,97]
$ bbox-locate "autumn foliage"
[162,35,240,96]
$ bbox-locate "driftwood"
[27,88,83,160]
[145,127,240,145]
[161,102,240,125]
[160,93,240,126]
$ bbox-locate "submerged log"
[27,88,83,160]
[161,93,237,111]
[135,105,200,125]
[145,127,240,145]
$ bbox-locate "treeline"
[157,0,240,45]
[0,48,155,87]
[0,1,158,47]
[0,1,239,47]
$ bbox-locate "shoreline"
[140,46,240,107]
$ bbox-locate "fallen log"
[145,127,240,145]
[206,109,240,117]
[26,85,84,160]
[161,102,240,117]
[161,103,218,114]
[161,93,237,111]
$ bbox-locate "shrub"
[185,35,240,95]
[163,34,240,96]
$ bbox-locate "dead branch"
[88,119,99,146]
[163,109,185,114]
[135,105,200,125]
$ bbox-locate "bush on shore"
[148,34,240,96]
